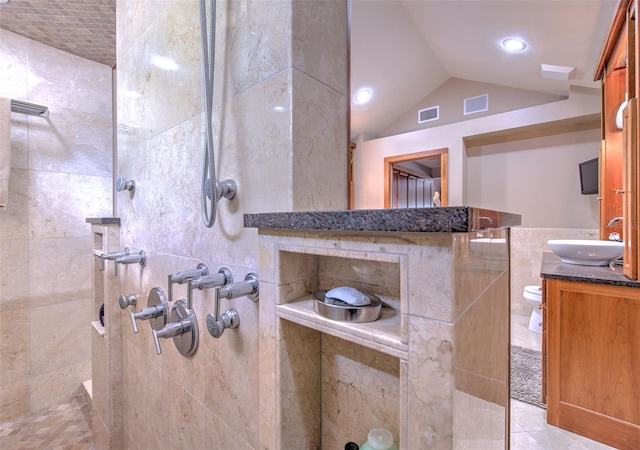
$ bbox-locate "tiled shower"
[0,28,112,421]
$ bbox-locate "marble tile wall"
[0,29,112,421]
[115,0,347,448]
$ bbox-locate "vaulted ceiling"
[0,0,621,138]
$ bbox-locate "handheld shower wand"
[199,0,236,228]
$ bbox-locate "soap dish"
[313,290,382,323]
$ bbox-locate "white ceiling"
[350,0,620,139]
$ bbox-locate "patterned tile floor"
[0,394,93,450]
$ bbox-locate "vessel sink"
[547,239,624,266]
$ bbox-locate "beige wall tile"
[30,297,92,375]
[0,306,29,386]
[0,379,29,421]
[0,239,29,309]
[0,29,28,99]
[29,237,93,306]
[29,360,91,412]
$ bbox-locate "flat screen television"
[579,157,598,195]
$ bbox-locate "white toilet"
[523,285,542,334]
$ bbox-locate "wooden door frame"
[384,148,448,208]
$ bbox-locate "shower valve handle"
[186,267,232,309]
[99,247,130,271]
[167,263,209,302]
[119,293,138,310]
[114,250,146,277]
[116,177,135,192]
[130,303,166,333]
[206,273,258,339]
[152,317,193,355]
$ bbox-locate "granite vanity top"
[244,206,521,233]
[86,217,121,225]
[540,252,640,288]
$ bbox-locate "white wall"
[353,85,602,226]
[466,128,600,228]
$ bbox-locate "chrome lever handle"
[114,250,146,277]
[168,263,209,302]
[151,300,198,356]
[186,267,232,309]
[152,317,193,355]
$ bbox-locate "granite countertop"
[86,217,121,225]
[244,206,521,233]
[540,252,640,288]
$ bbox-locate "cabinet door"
[601,68,626,240]
[623,97,638,279]
[546,280,640,449]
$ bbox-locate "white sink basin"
[547,239,624,266]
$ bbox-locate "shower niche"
[255,225,511,449]
[272,248,404,448]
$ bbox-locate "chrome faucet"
[607,216,623,227]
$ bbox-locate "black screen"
[579,157,598,195]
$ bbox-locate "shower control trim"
[116,177,135,193]
[168,263,209,302]
[206,273,259,339]
[186,267,232,309]
[98,247,130,271]
[152,299,198,357]
[205,179,237,201]
[115,250,146,277]
[130,286,169,333]
[119,293,138,310]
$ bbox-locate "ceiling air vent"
[464,94,488,115]
[418,106,439,124]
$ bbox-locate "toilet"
[523,285,542,334]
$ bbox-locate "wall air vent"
[464,94,488,115]
[418,105,439,124]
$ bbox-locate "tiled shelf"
[91,320,105,337]
[275,294,407,359]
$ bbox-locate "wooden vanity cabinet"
[544,279,640,449]
[596,0,640,279]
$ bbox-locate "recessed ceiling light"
[354,88,372,105]
[501,38,527,53]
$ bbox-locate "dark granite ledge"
[541,252,640,288]
[86,217,121,225]
[244,207,520,233]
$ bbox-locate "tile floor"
[510,314,614,449]
[0,393,93,449]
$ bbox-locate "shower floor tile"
[0,394,92,449]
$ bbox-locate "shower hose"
[199,0,218,228]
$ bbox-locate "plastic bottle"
[360,429,398,450]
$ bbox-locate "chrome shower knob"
[118,293,138,310]
[116,177,135,192]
